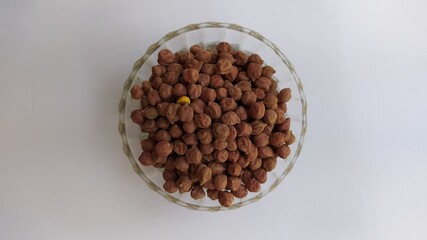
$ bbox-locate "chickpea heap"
[130,42,294,207]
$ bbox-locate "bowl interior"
[119,23,307,211]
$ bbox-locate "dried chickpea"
[138,151,154,166]
[166,103,181,124]
[278,88,292,102]
[237,137,252,154]
[176,51,194,64]
[258,146,274,158]
[227,86,242,101]
[197,165,212,185]
[131,110,144,124]
[235,106,248,121]
[140,139,156,152]
[263,94,278,109]
[207,189,219,200]
[249,102,266,120]
[142,106,158,119]
[188,83,202,99]
[262,66,276,78]
[232,185,248,198]
[214,174,228,191]
[216,42,232,53]
[227,126,237,141]
[237,71,250,82]
[208,162,225,176]
[168,124,183,138]
[221,111,241,126]
[152,77,163,90]
[226,140,238,151]
[173,140,188,155]
[275,145,291,159]
[197,128,213,144]
[262,157,277,172]
[215,59,232,74]
[167,63,183,73]
[163,71,180,85]
[285,131,296,145]
[270,132,287,148]
[200,87,216,102]
[190,99,206,114]
[254,77,271,92]
[253,168,267,183]
[185,146,202,164]
[274,108,286,124]
[172,83,187,97]
[247,54,263,64]
[182,68,199,84]
[199,143,214,155]
[147,90,162,106]
[227,163,242,177]
[183,120,197,134]
[218,191,234,207]
[198,73,210,87]
[247,63,262,80]
[155,129,171,142]
[141,81,152,94]
[190,185,206,200]
[201,64,215,75]
[253,133,269,147]
[227,176,241,191]
[178,105,194,122]
[163,180,178,193]
[263,109,278,125]
[195,50,212,63]
[224,66,238,81]
[154,141,173,157]
[213,149,228,163]
[156,102,170,117]
[163,169,177,181]
[245,178,261,192]
[248,157,262,171]
[219,98,237,112]
[213,123,230,141]
[212,139,228,150]
[209,74,224,88]
[182,133,198,146]
[205,101,222,119]
[152,65,167,77]
[141,119,158,132]
[253,88,265,100]
[215,87,228,101]
[237,81,251,92]
[241,91,257,106]
[194,113,212,128]
[177,176,192,194]
[236,122,252,137]
[175,156,189,171]
[184,58,203,71]
[233,51,248,66]
[227,150,240,163]
[130,85,144,100]
[158,49,176,66]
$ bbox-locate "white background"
[1,0,426,239]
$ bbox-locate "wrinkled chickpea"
[156,130,171,142]
[185,146,202,164]
[209,74,224,88]
[158,49,176,66]
[168,124,183,138]
[215,87,228,101]
[262,157,277,172]
[221,111,241,126]
[173,140,188,155]
[201,87,216,102]
[205,101,222,119]
[188,83,202,99]
[142,106,159,120]
[182,120,197,134]
[194,113,212,128]
[213,149,228,163]
[263,109,278,125]
[198,73,210,87]
[247,63,262,80]
[253,133,269,147]
[201,64,215,75]
[178,105,194,122]
[215,59,233,75]
[278,88,292,102]
[263,94,278,109]
[275,144,291,159]
[190,99,206,114]
[131,85,144,100]
[199,143,214,155]
[197,128,213,144]
[166,103,181,124]
[163,180,178,193]
[214,174,228,191]
[177,176,192,194]
[219,98,237,112]
[212,139,228,150]
[249,102,266,120]
[154,141,173,157]
[182,133,198,146]
[147,90,162,106]
[227,86,242,101]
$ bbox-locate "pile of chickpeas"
[130,42,294,207]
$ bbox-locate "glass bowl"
[118,22,307,211]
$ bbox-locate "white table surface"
[1,0,426,239]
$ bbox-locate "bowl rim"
[118,22,307,211]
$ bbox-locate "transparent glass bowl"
[118,22,307,211]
